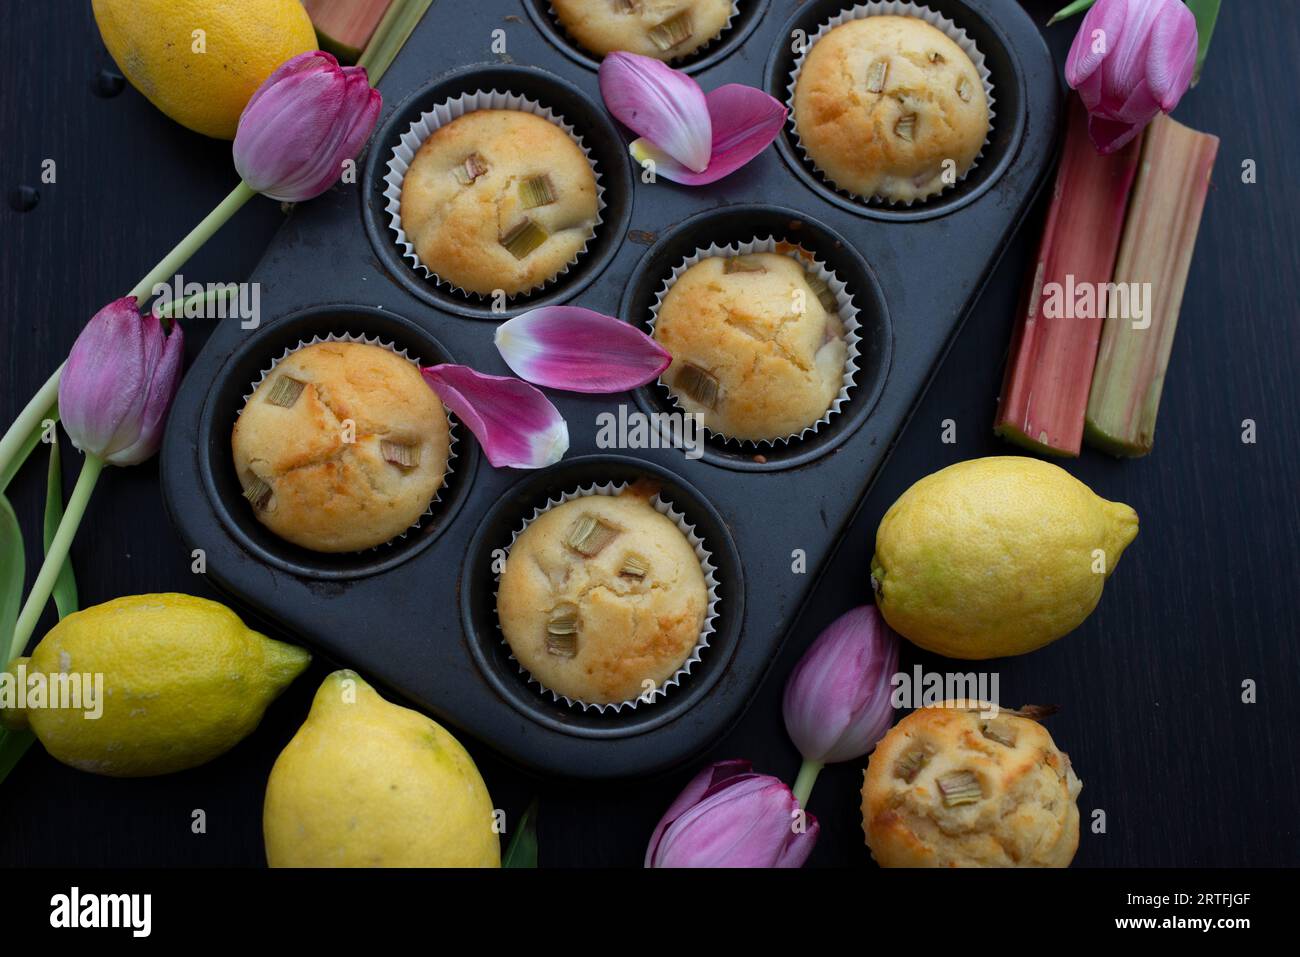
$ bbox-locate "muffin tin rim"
[763,0,1031,222]
[196,303,480,580]
[360,62,635,321]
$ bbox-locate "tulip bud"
[782,605,899,765]
[58,297,184,466]
[233,51,382,203]
[645,760,819,868]
[1065,0,1198,154]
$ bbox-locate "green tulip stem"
[127,180,258,303]
[792,759,823,811]
[0,181,257,489]
[0,367,63,489]
[7,455,103,663]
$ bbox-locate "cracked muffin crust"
[551,0,734,62]
[497,487,707,705]
[231,341,450,553]
[653,252,847,441]
[862,702,1082,868]
[399,109,599,296]
[793,16,989,203]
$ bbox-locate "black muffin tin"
[160,0,1061,778]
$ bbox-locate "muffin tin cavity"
[362,65,633,319]
[524,0,769,75]
[621,205,891,471]
[765,0,1025,221]
[197,306,477,580]
[463,456,743,736]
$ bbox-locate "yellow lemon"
[264,671,501,868]
[871,456,1138,659]
[92,0,319,140]
[2,593,310,775]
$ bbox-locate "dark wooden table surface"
[2,0,1297,868]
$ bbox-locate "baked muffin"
[861,703,1082,868]
[793,16,990,202]
[654,252,847,441]
[497,486,708,705]
[399,109,599,296]
[552,0,733,61]
[232,341,450,553]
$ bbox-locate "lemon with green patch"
[871,456,1138,659]
[1,593,310,775]
[264,670,501,868]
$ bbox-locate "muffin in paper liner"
[546,0,741,65]
[235,331,458,553]
[494,481,720,714]
[646,236,862,447]
[382,89,606,300]
[787,1,997,207]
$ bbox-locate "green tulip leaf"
[502,798,539,868]
[0,492,23,661]
[1048,0,1096,26]
[44,435,78,620]
[1185,0,1221,84]
[0,728,36,786]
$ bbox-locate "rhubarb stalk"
[1085,114,1219,456]
[994,95,1143,456]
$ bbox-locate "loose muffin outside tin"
[197,306,478,580]
[159,0,1061,778]
[361,64,634,320]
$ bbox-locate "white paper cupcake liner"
[383,89,606,300]
[787,1,997,207]
[546,0,741,64]
[493,481,721,714]
[238,331,459,552]
[646,237,862,448]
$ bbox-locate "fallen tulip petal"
[598,52,711,173]
[494,307,671,393]
[421,364,569,470]
[629,84,786,186]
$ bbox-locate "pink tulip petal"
[106,316,185,466]
[494,307,671,393]
[645,760,752,866]
[628,85,786,186]
[653,776,816,868]
[420,364,568,469]
[599,52,711,173]
[1146,0,1197,109]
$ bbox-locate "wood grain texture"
[0,0,1296,867]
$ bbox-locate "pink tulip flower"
[1065,0,1198,153]
[58,297,184,466]
[645,760,819,868]
[233,51,382,202]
